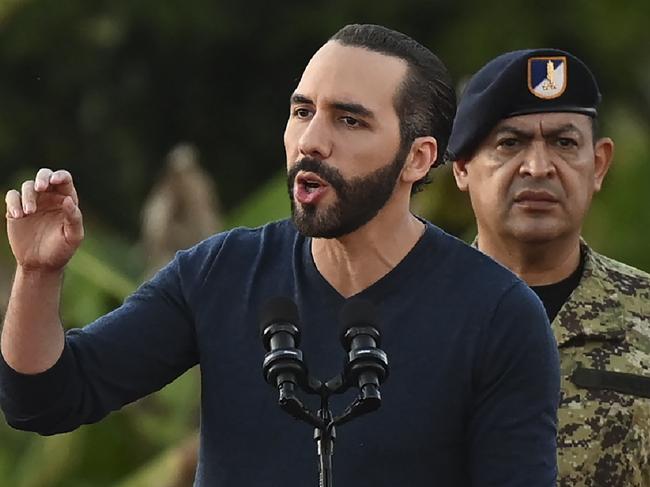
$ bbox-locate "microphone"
[339,298,389,405]
[260,296,306,399]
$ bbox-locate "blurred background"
[0,0,648,485]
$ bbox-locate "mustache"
[287,157,347,193]
[510,181,561,198]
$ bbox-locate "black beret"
[447,48,601,161]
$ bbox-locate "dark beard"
[287,147,408,238]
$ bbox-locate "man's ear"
[452,159,470,192]
[593,137,614,192]
[401,136,437,184]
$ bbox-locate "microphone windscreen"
[259,296,300,336]
[339,298,380,341]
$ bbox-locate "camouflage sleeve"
[554,253,650,486]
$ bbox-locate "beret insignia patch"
[528,56,567,99]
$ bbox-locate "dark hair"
[330,24,456,193]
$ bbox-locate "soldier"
[448,48,650,486]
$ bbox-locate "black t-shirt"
[530,250,585,322]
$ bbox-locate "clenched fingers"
[6,169,79,220]
[5,189,23,219]
[34,168,54,192]
[49,170,78,204]
[62,196,84,245]
[21,180,37,215]
[33,168,78,204]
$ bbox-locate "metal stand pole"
[314,399,335,487]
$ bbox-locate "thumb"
[62,196,84,246]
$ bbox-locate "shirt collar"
[553,241,625,347]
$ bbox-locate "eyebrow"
[494,125,535,140]
[540,123,583,138]
[289,93,376,119]
[495,123,582,138]
[290,93,313,105]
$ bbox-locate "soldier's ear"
[452,160,470,192]
[593,137,614,192]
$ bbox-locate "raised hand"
[5,168,84,272]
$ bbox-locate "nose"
[519,141,556,178]
[297,114,333,160]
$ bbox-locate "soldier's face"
[453,112,613,244]
[283,41,408,238]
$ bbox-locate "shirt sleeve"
[0,252,200,436]
[468,280,560,486]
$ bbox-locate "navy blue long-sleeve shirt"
[0,219,560,486]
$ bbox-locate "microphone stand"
[261,299,388,487]
[314,398,335,487]
[269,373,384,487]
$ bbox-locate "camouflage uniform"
[556,243,650,486]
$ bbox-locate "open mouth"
[296,172,328,192]
[303,180,321,192]
[294,172,329,204]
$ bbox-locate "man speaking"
[2,25,559,485]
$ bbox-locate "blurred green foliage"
[0,0,649,485]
